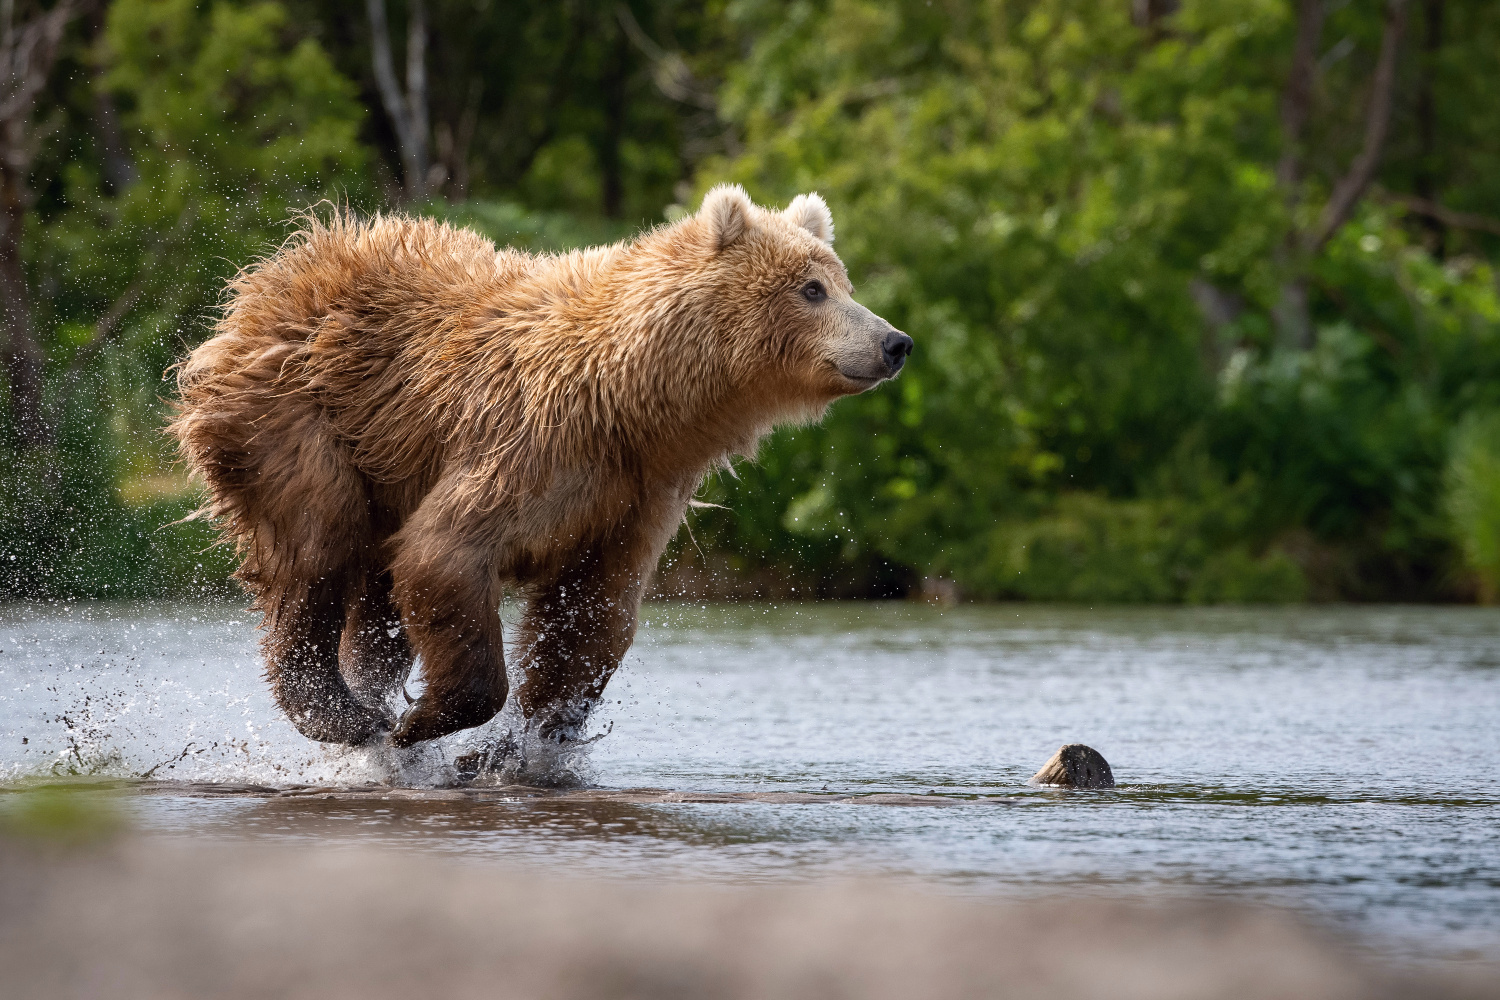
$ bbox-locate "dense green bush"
[675,0,1500,602]
[1444,412,1500,602]
[0,396,235,600]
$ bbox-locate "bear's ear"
[784,193,834,244]
[701,184,754,253]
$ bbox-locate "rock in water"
[1029,744,1115,789]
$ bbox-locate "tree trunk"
[1273,0,1409,350]
[2,0,78,450]
[366,0,430,201]
[1413,0,1445,255]
[600,23,630,219]
[92,86,136,194]
[1131,0,1181,30]
[0,165,46,449]
[435,78,481,202]
[404,0,429,190]
[1272,0,1324,349]
[1275,0,1324,197]
[1311,0,1409,250]
[84,1,136,195]
[1272,278,1312,353]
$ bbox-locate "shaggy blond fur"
[170,186,909,747]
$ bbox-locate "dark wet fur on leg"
[339,569,415,713]
[263,574,394,745]
[387,541,508,747]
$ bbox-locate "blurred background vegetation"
[1,0,1497,603]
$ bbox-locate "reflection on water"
[2,600,1499,956]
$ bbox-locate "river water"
[2,600,1497,959]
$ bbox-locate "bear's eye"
[801,280,827,303]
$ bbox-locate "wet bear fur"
[169,186,909,748]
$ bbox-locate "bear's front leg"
[511,544,649,743]
[387,538,508,747]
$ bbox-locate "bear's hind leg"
[339,567,415,713]
[199,386,393,746]
[262,570,395,745]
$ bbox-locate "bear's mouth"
[836,368,889,390]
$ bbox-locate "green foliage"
[1213,213,1500,595]
[1444,412,1500,602]
[105,0,366,185]
[681,0,1288,598]
[0,783,126,845]
[286,0,739,220]
[680,0,1500,601]
[966,492,1304,604]
[0,369,240,599]
[437,200,637,255]
[2,0,367,600]
[47,0,371,344]
[4,0,1500,602]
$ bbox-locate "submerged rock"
[1029,744,1115,789]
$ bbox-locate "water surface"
[2,600,1497,958]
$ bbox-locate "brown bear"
[169,185,912,749]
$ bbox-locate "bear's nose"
[883,330,914,372]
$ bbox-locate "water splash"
[0,600,610,788]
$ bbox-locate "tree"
[0,0,370,598]
[1,0,78,450]
[365,0,430,200]
[1273,0,1410,348]
[40,0,370,414]
[680,0,1500,600]
[288,0,739,218]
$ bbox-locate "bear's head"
[680,184,912,423]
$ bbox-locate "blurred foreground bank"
[3,832,1497,1000]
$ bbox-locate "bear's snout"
[882,329,914,374]
[830,302,913,387]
